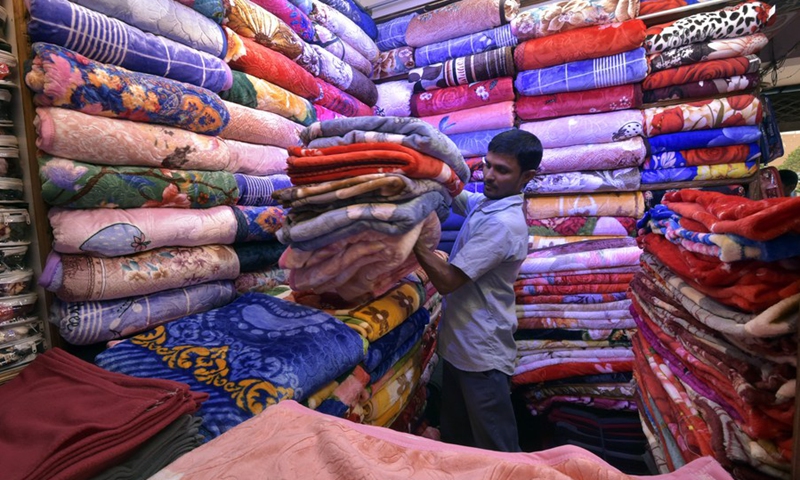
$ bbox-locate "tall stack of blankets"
[632,190,799,479]
[24,0,300,347]
[639,1,774,190]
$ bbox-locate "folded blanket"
[251,0,316,43]
[235,174,293,206]
[414,24,518,68]
[409,77,514,117]
[317,0,377,40]
[404,0,517,48]
[643,73,759,104]
[234,241,288,272]
[70,0,226,58]
[515,20,646,72]
[536,138,647,175]
[302,116,469,183]
[516,84,642,121]
[528,236,623,249]
[376,12,416,51]
[41,245,241,302]
[517,307,632,320]
[649,34,769,73]
[234,266,289,294]
[644,143,760,169]
[662,189,800,242]
[525,167,641,195]
[27,0,232,92]
[512,0,638,41]
[518,292,630,305]
[39,157,238,210]
[311,44,378,106]
[448,127,513,157]
[408,47,515,93]
[49,205,284,256]
[418,101,515,135]
[520,109,644,149]
[512,357,634,385]
[229,35,322,100]
[27,43,230,135]
[515,48,648,97]
[96,294,366,439]
[374,46,415,80]
[641,161,758,184]
[643,55,760,91]
[220,101,303,148]
[314,23,373,77]
[315,103,344,121]
[644,1,774,54]
[528,216,637,237]
[310,1,378,60]
[364,308,429,377]
[648,126,762,153]
[225,140,289,175]
[220,71,317,126]
[525,192,644,219]
[516,284,631,297]
[520,246,642,275]
[315,79,374,117]
[53,281,237,345]
[643,94,762,137]
[375,81,413,117]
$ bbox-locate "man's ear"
[520,170,536,186]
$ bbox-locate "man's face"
[482,152,534,199]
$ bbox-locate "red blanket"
[512,360,633,386]
[643,56,758,91]
[230,36,321,100]
[409,77,515,117]
[314,79,373,117]
[516,84,643,121]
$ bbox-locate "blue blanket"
[179,0,227,23]
[376,13,416,51]
[318,0,377,39]
[647,126,762,154]
[235,174,293,206]
[640,161,757,184]
[414,24,517,68]
[95,293,366,440]
[27,0,232,92]
[364,308,429,382]
[644,143,761,169]
[514,48,648,97]
[448,127,513,157]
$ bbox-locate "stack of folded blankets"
[0,348,207,479]
[639,1,774,189]
[24,0,301,347]
[632,190,799,479]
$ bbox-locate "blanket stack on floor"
[638,1,775,189]
[0,348,207,480]
[631,190,799,479]
[25,43,296,347]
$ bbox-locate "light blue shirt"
[437,191,528,376]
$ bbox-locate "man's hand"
[412,240,470,295]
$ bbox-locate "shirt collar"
[476,193,523,214]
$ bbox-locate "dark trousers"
[440,359,521,452]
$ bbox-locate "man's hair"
[779,169,798,191]
[487,129,543,173]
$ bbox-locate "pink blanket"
[220,101,303,148]
[225,139,288,175]
[520,246,642,275]
[417,101,515,136]
[520,109,644,149]
[535,138,647,175]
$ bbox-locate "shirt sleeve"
[449,219,514,282]
[451,191,482,217]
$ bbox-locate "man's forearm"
[413,245,469,295]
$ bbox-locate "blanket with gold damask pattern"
[95,293,366,440]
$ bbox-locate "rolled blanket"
[70,0,227,58]
[220,71,316,126]
[229,35,322,100]
[314,104,345,121]
[220,101,303,148]
[251,0,317,43]
[520,110,644,149]
[641,161,758,184]
[643,73,759,104]
[418,101,515,135]
[643,94,762,137]
[26,43,229,135]
[373,46,415,80]
[515,48,648,96]
[228,0,320,76]
[644,1,775,54]
[512,0,639,41]
[312,44,378,106]
[644,143,760,169]
[410,77,514,117]
[48,205,284,256]
[40,245,240,302]
[376,81,413,117]
[175,0,227,23]
[27,0,232,92]
[447,127,513,157]
[317,0,377,40]
[287,143,463,196]
[514,20,646,71]
[524,167,641,194]
[225,139,289,175]
[52,281,237,345]
[409,47,515,93]
[535,138,647,175]
[39,157,239,209]
[648,34,769,73]
[648,126,761,153]
[527,216,638,237]
[414,24,518,68]
[309,0,378,62]
[377,13,416,51]
[235,173,293,206]
[302,116,469,184]
[642,55,761,91]
[405,0,518,48]
[314,22,373,77]
[516,84,642,121]
[35,108,236,171]
[315,79,373,117]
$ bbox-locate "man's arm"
[413,243,470,295]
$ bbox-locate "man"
[413,129,542,452]
[779,169,798,197]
